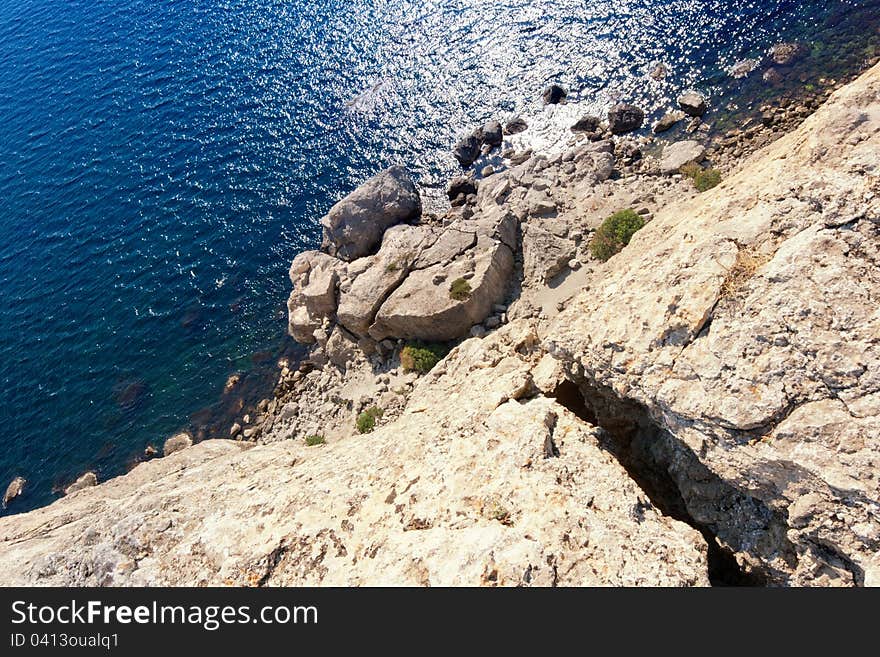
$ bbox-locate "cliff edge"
[1,62,878,587]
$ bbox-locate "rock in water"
[320,166,422,261]
[64,472,98,496]
[653,110,686,134]
[570,115,601,133]
[503,117,528,135]
[163,432,193,456]
[477,120,503,147]
[453,134,481,169]
[729,59,760,79]
[607,103,645,135]
[769,42,806,66]
[649,63,668,80]
[542,84,567,105]
[660,140,706,174]
[678,91,707,117]
[2,477,25,509]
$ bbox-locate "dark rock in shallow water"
[769,42,806,66]
[653,110,686,134]
[447,175,478,205]
[2,476,25,509]
[542,84,567,105]
[678,91,707,117]
[476,120,503,147]
[115,379,149,412]
[453,134,481,168]
[571,115,601,133]
[763,67,784,86]
[320,166,421,260]
[504,117,528,135]
[607,103,645,135]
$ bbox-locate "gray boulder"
[522,225,577,284]
[477,120,503,147]
[453,134,481,168]
[660,140,706,174]
[607,103,645,135]
[287,251,346,344]
[320,166,421,261]
[653,110,686,133]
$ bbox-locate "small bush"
[356,406,384,434]
[304,435,325,447]
[681,163,722,192]
[400,342,448,374]
[449,277,472,301]
[589,209,645,262]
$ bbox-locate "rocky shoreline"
[1,38,879,587]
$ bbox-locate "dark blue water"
[1,0,877,513]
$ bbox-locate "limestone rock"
[320,166,421,261]
[653,110,686,134]
[0,326,707,586]
[660,140,706,174]
[522,225,576,284]
[163,432,192,457]
[64,472,98,496]
[287,251,345,344]
[2,477,25,509]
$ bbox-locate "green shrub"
[589,209,645,262]
[681,163,722,192]
[400,342,448,374]
[356,406,384,434]
[449,277,472,301]
[304,435,325,447]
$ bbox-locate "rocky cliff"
[1,62,878,587]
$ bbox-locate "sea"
[1,0,878,513]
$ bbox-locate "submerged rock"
[320,166,421,261]
[769,42,806,66]
[607,103,645,134]
[653,110,686,133]
[729,59,760,79]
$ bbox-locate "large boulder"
[678,91,708,117]
[453,134,481,168]
[369,210,517,342]
[320,166,421,261]
[542,84,567,105]
[522,224,577,284]
[477,120,503,147]
[607,103,645,135]
[660,140,706,174]
[287,251,346,343]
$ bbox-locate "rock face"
[608,103,645,134]
[287,251,346,343]
[660,140,706,174]
[547,62,880,586]
[0,324,708,586]
[2,477,25,509]
[678,91,707,117]
[320,166,421,261]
